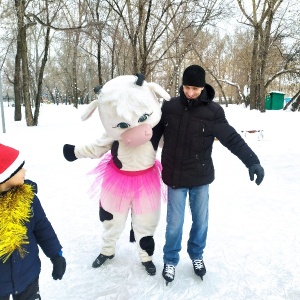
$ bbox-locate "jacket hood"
[24,179,38,193]
[179,83,215,107]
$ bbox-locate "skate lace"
[193,259,204,270]
[164,264,175,277]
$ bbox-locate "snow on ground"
[1,103,299,300]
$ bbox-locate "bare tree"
[235,0,299,111]
[12,0,73,124]
[14,0,37,125]
[165,0,228,94]
[102,0,182,76]
[31,1,62,124]
[85,0,111,85]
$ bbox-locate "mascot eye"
[113,122,130,129]
[138,113,152,123]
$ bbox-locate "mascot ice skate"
[63,74,170,275]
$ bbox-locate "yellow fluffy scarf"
[0,184,34,262]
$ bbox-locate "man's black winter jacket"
[153,84,260,188]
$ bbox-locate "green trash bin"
[266,91,285,110]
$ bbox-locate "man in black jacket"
[154,65,264,285]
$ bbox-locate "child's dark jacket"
[0,180,62,296]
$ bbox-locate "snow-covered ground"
[1,103,299,300]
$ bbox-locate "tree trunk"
[291,94,300,111]
[14,0,25,121]
[33,25,50,125]
[238,0,284,112]
[249,25,260,110]
[20,25,34,126]
[258,8,274,112]
[13,36,22,121]
[15,0,34,126]
[72,32,80,108]
[285,89,300,111]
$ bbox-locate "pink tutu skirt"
[88,153,166,214]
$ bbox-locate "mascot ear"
[81,85,103,121]
[147,82,171,101]
[81,100,99,121]
[94,85,102,94]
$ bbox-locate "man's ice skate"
[162,264,175,286]
[92,253,114,268]
[142,261,156,276]
[192,259,206,280]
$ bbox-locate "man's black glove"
[51,254,66,280]
[63,144,77,162]
[248,164,264,185]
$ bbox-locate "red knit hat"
[0,144,25,184]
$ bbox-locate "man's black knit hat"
[182,65,206,87]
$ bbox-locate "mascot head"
[81,74,170,146]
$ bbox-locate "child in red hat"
[0,143,66,300]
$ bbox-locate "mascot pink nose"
[121,123,153,147]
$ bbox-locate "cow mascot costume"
[63,74,170,275]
